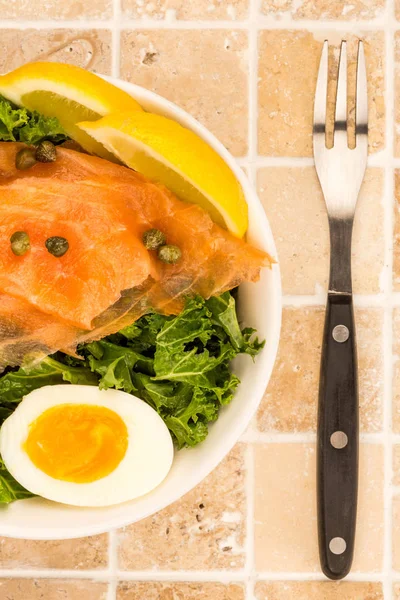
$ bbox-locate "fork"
[313,40,368,580]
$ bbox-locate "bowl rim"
[0,76,282,539]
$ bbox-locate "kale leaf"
[0,99,29,141]
[206,291,265,356]
[82,294,260,448]
[0,468,34,504]
[0,96,67,145]
[0,356,98,404]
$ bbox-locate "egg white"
[0,385,174,507]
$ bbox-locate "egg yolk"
[23,404,129,483]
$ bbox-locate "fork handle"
[317,292,358,580]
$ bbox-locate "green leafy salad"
[0,293,263,503]
[0,96,265,505]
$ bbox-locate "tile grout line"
[107,529,118,600]
[240,431,387,444]
[245,444,255,600]
[282,293,386,307]
[1,17,400,30]
[111,0,121,79]
[237,153,389,167]
[0,568,249,582]
[246,0,259,595]
[382,0,395,597]
[282,292,400,307]
[255,571,385,581]
[3,566,400,582]
[247,0,259,176]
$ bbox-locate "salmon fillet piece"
[0,143,155,329]
[0,142,272,368]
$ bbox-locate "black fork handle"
[317,291,358,580]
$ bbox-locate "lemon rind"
[79,124,245,237]
[0,65,142,114]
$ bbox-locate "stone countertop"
[0,1,394,599]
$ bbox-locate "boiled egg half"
[0,385,174,507]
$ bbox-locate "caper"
[45,236,69,257]
[10,231,30,256]
[60,140,86,153]
[15,148,37,171]
[143,228,167,250]
[35,141,57,163]
[158,244,182,264]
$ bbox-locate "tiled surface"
[0,579,108,599]
[393,496,400,571]
[261,1,386,19]
[0,1,397,599]
[258,307,384,433]
[258,167,384,295]
[0,535,108,569]
[394,445,400,486]
[258,31,385,156]
[121,0,249,20]
[395,33,400,155]
[0,0,112,20]
[117,582,245,599]
[118,445,245,570]
[393,171,400,285]
[392,309,400,431]
[254,444,384,572]
[0,29,112,74]
[120,30,248,156]
[255,581,384,599]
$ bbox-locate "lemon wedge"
[78,112,248,237]
[0,62,142,159]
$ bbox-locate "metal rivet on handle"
[330,431,348,449]
[332,324,349,343]
[329,537,347,555]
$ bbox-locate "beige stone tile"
[394,171,400,285]
[393,496,400,571]
[397,0,400,19]
[258,307,323,433]
[258,31,384,156]
[394,583,400,599]
[0,579,108,600]
[120,30,248,156]
[394,446,400,485]
[395,34,400,156]
[117,582,245,600]
[0,535,108,569]
[392,310,400,432]
[261,0,385,19]
[0,29,112,75]
[255,581,383,600]
[257,307,383,433]
[254,444,384,571]
[258,167,384,295]
[0,0,111,19]
[118,444,245,570]
[122,0,248,20]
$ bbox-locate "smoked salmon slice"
[0,142,272,368]
[0,294,80,367]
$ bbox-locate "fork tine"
[356,41,368,137]
[334,41,347,131]
[313,40,328,133]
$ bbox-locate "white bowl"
[0,77,282,539]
